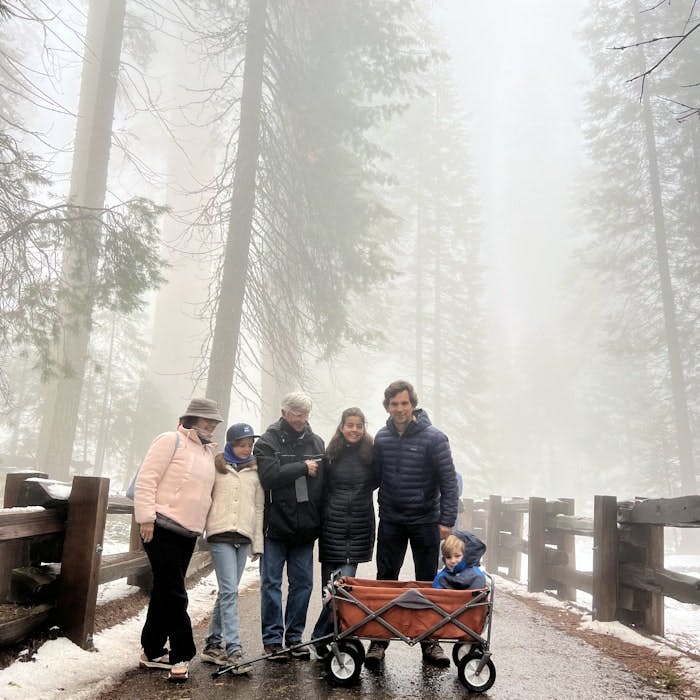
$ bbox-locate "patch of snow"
[24,479,72,501]
[0,506,45,514]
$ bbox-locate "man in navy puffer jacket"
[365,379,459,669]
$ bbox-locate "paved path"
[96,560,675,700]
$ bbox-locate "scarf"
[223,442,254,469]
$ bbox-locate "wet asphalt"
[96,559,675,700]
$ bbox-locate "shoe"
[364,641,386,669]
[313,642,331,660]
[288,643,311,660]
[139,651,172,669]
[422,641,450,667]
[167,660,189,682]
[200,644,227,665]
[264,643,288,662]
[225,649,253,674]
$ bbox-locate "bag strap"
[127,430,180,499]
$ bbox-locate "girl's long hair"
[326,407,373,464]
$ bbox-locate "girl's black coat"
[318,443,378,563]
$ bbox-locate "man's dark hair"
[382,380,418,409]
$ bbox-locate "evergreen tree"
[190,0,432,422]
[577,0,700,494]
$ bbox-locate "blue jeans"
[311,561,357,641]
[206,541,250,654]
[260,538,314,646]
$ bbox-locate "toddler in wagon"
[432,530,487,590]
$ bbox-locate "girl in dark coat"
[311,407,378,652]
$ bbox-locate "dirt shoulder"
[509,590,700,698]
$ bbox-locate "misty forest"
[1,0,699,511]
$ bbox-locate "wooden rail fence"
[459,494,700,636]
[0,471,211,649]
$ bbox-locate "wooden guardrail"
[0,471,211,649]
[459,494,700,637]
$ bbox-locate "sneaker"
[422,641,450,667]
[167,660,189,682]
[364,641,386,669]
[139,651,172,669]
[263,643,288,662]
[201,644,227,665]
[313,642,331,659]
[288,643,311,660]
[225,649,253,674]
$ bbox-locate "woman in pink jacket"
[134,398,222,683]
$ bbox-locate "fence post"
[3,472,49,508]
[500,507,522,580]
[56,475,110,649]
[618,520,664,636]
[640,523,664,635]
[0,471,48,601]
[593,495,618,622]
[556,498,576,601]
[528,496,546,592]
[485,495,501,573]
[459,498,474,531]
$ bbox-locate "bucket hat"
[180,398,223,423]
[227,423,260,443]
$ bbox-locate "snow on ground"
[0,564,258,700]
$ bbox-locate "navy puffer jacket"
[375,409,458,527]
[318,443,379,564]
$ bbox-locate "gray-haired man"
[254,392,325,660]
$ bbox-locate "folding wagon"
[214,571,495,693]
[318,573,496,692]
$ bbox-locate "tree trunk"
[634,3,696,494]
[261,346,284,429]
[94,313,117,477]
[205,0,268,434]
[415,161,426,395]
[433,209,442,425]
[36,0,127,479]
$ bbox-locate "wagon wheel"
[457,652,496,693]
[342,638,365,665]
[325,642,363,687]
[451,642,473,665]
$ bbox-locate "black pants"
[141,524,197,663]
[374,519,440,649]
[376,519,441,582]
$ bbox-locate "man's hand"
[439,524,452,540]
[305,459,319,476]
[250,553,260,562]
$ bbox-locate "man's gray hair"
[281,391,312,414]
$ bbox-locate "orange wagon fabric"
[334,577,488,642]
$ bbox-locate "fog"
[2,0,699,508]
